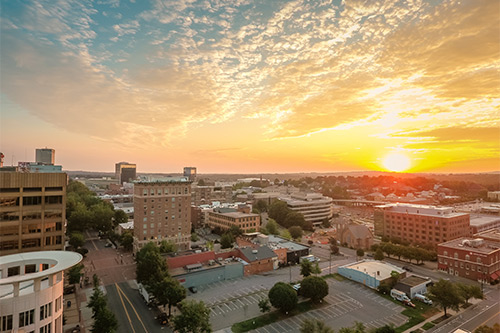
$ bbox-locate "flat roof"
[470,215,500,226]
[342,260,404,280]
[474,229,500,241]
[211,211,259,218]
[399,275,430,287]
[376,203,468,218]
[438,237,500,254]
[0,251,82,285]
[267,235,309,252]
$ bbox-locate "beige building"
[133,178,192,251]
[191,185,233,205]
[279,192,333,227]
[207,209,260,233]
[0,172,67,255]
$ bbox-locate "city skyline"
[1,0,499,174]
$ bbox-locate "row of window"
[0,236,63,251]
[0,196,63,207]
[0,300,57,332]
[440,258,489,273]
[140,187,189,196]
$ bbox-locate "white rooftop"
[376,203,468,218]
[343,260,404,281]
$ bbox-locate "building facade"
[0,251,82,333]
[183,167,197,181]
[207,210,260,233]
[437,237,500,284]
[133,178,192,251]
[339,224,374,250]
[191,185,232,206]
[0,172,67,255]
[374,203,470,247]
[35,148,55,165]
[115,162,137,184]
[279,192,333,227]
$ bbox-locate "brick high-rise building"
[374,203,470,247]
[133,178,192,251]
[0,172,67,255]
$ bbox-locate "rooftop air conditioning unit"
[252,250,258,254]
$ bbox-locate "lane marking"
[115,283,149,333]
[115,283,136,333]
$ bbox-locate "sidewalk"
[403,298,482,333]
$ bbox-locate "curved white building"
[279,192,333,227]
[0,251,82,333]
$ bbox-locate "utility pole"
[329,251,332,275]
[289,262,292,283]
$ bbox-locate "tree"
[321,218,331,228]
[91,202,115,233]
[121,232,134,251]
[135,242,168,287]
[300,259,314,277]
[356,248,365,259]
[153,276,186,316]
[67,202,92,233]
[266,218,279,235]
[475,324,500,333]
[286,211,309,229]
[428,279,464,317]
[92,307,118,333]
[68,264,83,285]
[69,232,85,250]
[338,321,366,333]
[457,283,483,305]
[159,240,177,253]
[268,282,298,313]
[300,318,334,333]
[255,199,268,213]
[191,232,199,242]
[172,300,212,333]
[281,229,292,240]
[300,276,329,303]
[113,209,128,226]
[258,298,271,313]
[228,225,243,238]
[312,262,321,275]
[268,200,290,225]
[289,226,303,240]
[374,247,385,260]
[220,232,234,249]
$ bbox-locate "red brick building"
[374,203,470,247]
[238,246,277,275]
[437,237,500,284]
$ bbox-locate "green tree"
[268,200,290,226]
[338,321,366,333]
[92,307,118,333]
[68,264,83,285]
[266,218,279,235]
[286,211,307,229]
[312,262,321,275]
[281,229,292,240]
[69,232,85,249]
[474,323,500,333]
[300,259,314,277]
[135,242,168,287]
[159,240,177,253]
[113,209,128,226]
[268,282,298,313]
[321,218,331,228]
[300,276,329,303]
[356,248,365,259]
[172,300,212,333]
[300,318,334,333]
[67,202,92,233]
[289,226,303,240]
[91,202,115,233]
[229,225,243,238]
[428,279,464,317]
[258,298,271,313]
[120,232,134,251]
[152,276,186,316]
[220,232,234,249]
[191,232,199,242]
[374,247,384,260]
[457,283,483,305]
[255,199,268,213]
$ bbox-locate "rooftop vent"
[252,250,258,254]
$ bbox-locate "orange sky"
[1,0,499,173]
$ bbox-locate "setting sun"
[383,153,411,172]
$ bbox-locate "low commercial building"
[207,209,260,233]
[279,192,333,227]
[470,215,500,234]
[474,229,500,243]
[238,246,278,275]
[265,235,310,265]
[487,191,500,201]
[374,203,470,247]
[338,260,406,289]
[437,237,500,284]
[0,251,82,332]
[394,275,432,298]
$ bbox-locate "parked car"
[403,299,416,308]
[188,286,198,294]
[390,289,410,302]
[402,266,413,272]
[414,294,433,305]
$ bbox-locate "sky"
[0,0,499,174]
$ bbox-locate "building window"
[454,253,458,259]
[40,302,52,320]
[465,255,470,261]
[1,315,13,331]
[19,309,34,327]
[444,251,448,256]
[477,258,482,263]
[39,323,52,333]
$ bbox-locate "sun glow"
[383,153,411,172]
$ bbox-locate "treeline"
[66,180,128,235]
[372,242,437,264]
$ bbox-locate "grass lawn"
[322,273,346,281]
[422,322,435,330]
[231,300,325,333]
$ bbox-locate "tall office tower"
[183,167,197,181]
[0,251,82,333]
[115,162,137,184]
[133,178,192,251]
[35,148,55,165]
[374,203,470,247]
[0,172,67,255]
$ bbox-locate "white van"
[414,294,433,305]
[390,289,410,302]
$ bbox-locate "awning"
[490,271,499,281]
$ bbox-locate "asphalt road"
[106,281,171,333]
